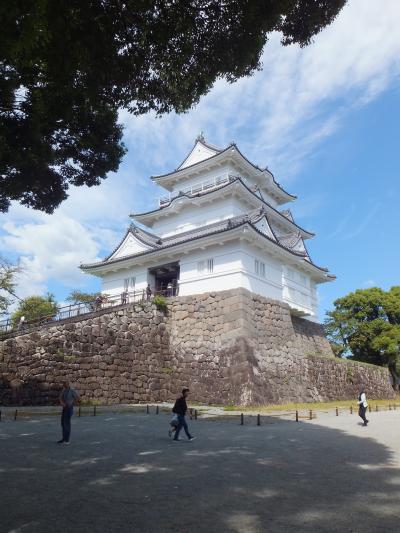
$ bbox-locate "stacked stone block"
[0,289,395,405]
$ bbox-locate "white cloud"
[1,0,400,300]
[0,214,100,297]
[122,0,400,177]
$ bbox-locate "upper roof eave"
[151,142,295,203]
[231,144,296,202]
[131,176,314,239]
[175,137,223,170]
[151,145,232,183]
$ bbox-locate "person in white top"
[357,386,369,426]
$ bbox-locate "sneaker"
[57,440,64,444]
[188,437,196,441]
[64,441,70,445]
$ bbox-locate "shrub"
[153,295,168,312]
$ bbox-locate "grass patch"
[153,295,168,312]
[223,396,400,413]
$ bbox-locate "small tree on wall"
[12,294,58,325]
[66,290,101,305]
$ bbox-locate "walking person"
[121,289,128,305]
[172,387,195,442]
[167,281,173,297]
[58,381,80,444]
[17,315,25,331]
[358,385,369,426]
[146,283,152,300]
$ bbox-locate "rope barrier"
[0,403,398,421]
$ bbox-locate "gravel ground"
[1,408,399,533]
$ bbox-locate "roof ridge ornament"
[196,131,205,142]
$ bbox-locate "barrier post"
[350,406,353,415]
[146,404,149,414]
[375,405,378,412]
[257,414,261,426]
[14,409,18,420]
[240,413,244,426]
[93,406,96,417]
[394,404,396,411]
[78,406,81,417]
[195,409,198,420]
[389,404,392,411]
[156,405,159,415]
[336,407,339,416]
[309,410,313,420]
[295,410,299,422]
[368,405,371,413]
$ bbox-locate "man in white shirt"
[357,386,369,426]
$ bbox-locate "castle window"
[287,267,295,280]
[197,261,205,273]
[260,262,266,278]
[130,277,136,289]
[299,273,307,286]
[123,278,129,291]
[254,259,259,275]
[207,258,214,273]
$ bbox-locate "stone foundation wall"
[0,289,395,405]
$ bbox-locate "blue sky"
[1,0,399,320]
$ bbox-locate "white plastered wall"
[151,197,247,237]
[178,240,283,302]
[101,267,148,299]
[99,240,319,319]
[109,232,150,260]
[281,264,317,319]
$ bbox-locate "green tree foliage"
[0,257,20,315]
[66,290,100,305]
[12,293,58,325]
[325,287,400,373]
[0,0,346,213]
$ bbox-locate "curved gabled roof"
[132,176,314,239]
[151,138,295,203]
[81,211,334,279]
[231,143,296,201]
[176,136,223,169]
[151,144,233,180]
[103,223,161,262]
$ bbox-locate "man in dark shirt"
[57,380,80,444]
[146,284,152,300]
[172,387,195,442]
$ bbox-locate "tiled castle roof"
[81,210,334,278]
[151,141,296,201]
[132,175,314,238]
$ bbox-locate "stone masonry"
[0,288,395,405]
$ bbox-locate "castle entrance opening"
[148,262,180,296]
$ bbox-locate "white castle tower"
[81,136,335,320]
